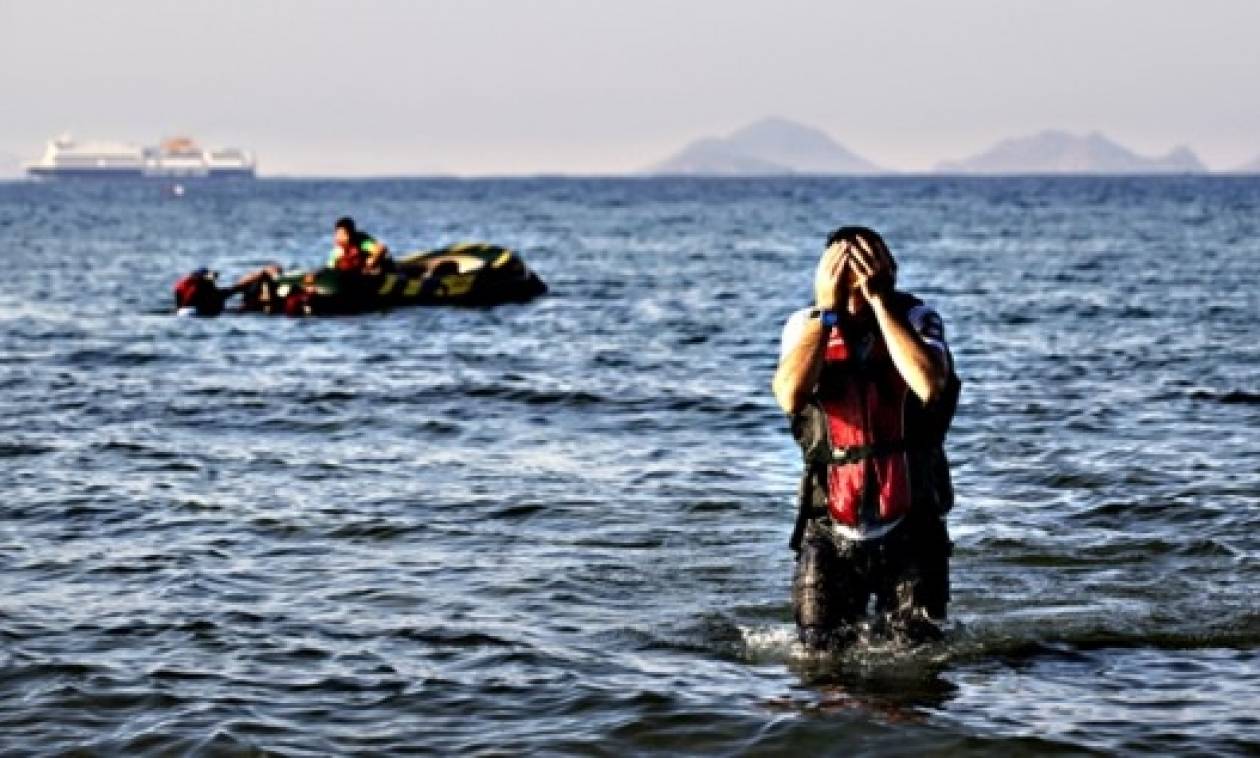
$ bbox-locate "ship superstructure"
[27,134,256,178]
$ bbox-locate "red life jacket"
[334,244,366,272]
[173,270,224,316]
[818,323,913,526]
[173,274,202,308]
[791,293,959,539]
[333,231,380,272]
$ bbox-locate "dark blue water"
[2,177,1258,755]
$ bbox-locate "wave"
[0,441,57,458]
[735,610,1260,671]
[1191,389,1260,405]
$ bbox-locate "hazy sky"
[2,0,1258,175]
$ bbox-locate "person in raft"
[328,216,392,274]
[772,226,960,649]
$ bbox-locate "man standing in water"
[772,227,960,649]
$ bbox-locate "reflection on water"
[0,176,1258,754]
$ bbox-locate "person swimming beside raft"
[173,266,281,317]
[772,226,961,649]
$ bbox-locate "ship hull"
[27,167,145,179]
[27,167,256,180]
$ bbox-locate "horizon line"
[8,169,1260,182]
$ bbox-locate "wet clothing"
[792,506,951,648]
[780,292,959,647]
[329,231,385,272]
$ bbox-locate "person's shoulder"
[895,291,950,352]
[891,290,942,319]
[782,306,812,330]
[778,307,813,351]
[889,289,927,311]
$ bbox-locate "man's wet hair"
[826,225,886,252]
[335,217,356,234]
[825,225,898,281]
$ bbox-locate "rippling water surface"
[1,177,1258,755]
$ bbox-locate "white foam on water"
[737,623,800,662]
[738,622,958,669]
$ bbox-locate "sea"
[1,176,1257,755]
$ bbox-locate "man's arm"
[363,238,389,270]
[851,238,949,404]
[869,296,948,404]
[772,243,848,414]
[772,314,828,415]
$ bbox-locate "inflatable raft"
[176,243,547,317]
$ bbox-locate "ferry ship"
[26,134,256,179]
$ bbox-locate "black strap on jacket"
[789,472,816,553]
[803,439,911,466]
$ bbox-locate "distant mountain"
[650,137,792,175]
[648,117,884,175]
[1231,154,1260,174]
[936,130,1206,174]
